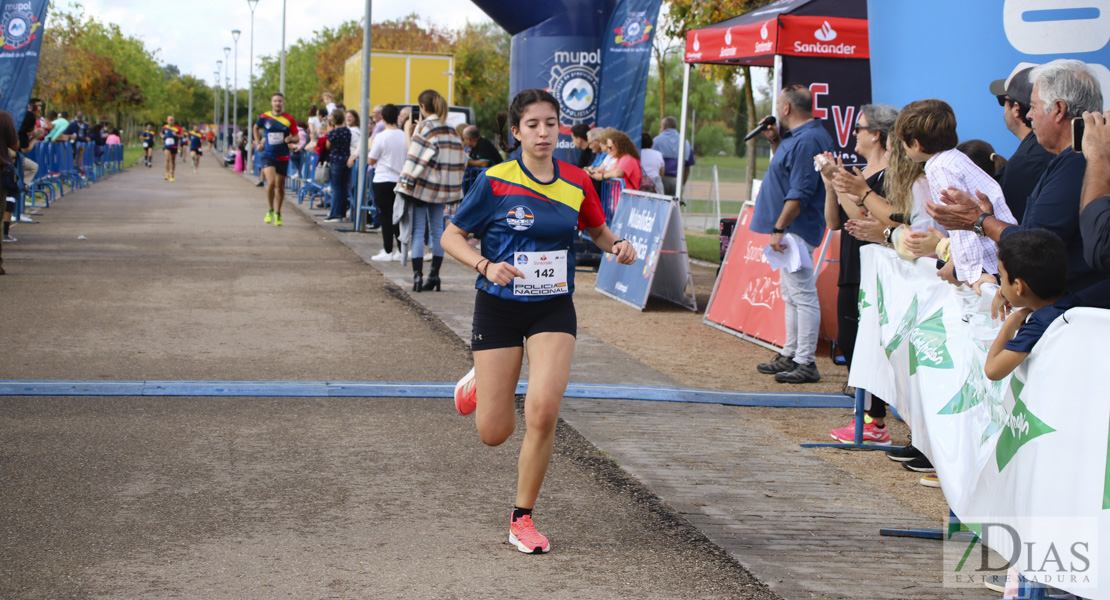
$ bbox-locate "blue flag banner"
[471,0,662,163]
[596,0,663,149]
[868,0,1110,158]
[0,0,47,124]
[596,189,696,311]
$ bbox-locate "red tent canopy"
[684,0,868,66]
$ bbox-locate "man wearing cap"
[929,59,1107,293]
[990,63,1054,221]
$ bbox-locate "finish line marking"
[0,380,853,409]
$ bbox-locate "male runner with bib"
[188,127,204,173]
[162,116,183,181]
[141,123,155,167]
[253,92,298,226]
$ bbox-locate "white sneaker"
[370,249,392,261]
[423,252,433,261]
[390,250,401,261]
[17,214,35,223]
[2,234,15,242]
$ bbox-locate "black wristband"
[771,227,785,234]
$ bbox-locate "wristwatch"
[973,212,992,237]
[771,227,785,234]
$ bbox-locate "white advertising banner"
[852,245,1110,597]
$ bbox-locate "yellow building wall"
[343,50,454,108]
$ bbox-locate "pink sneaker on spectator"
[829,416,891,446]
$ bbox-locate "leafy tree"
[453,21,510,137]
[34,4,204,132]
[661,0,776,177]
[643,58,721,155]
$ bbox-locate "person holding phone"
[927,59,1107,294]
[395,90,466,291]
[1080,110,1110,274]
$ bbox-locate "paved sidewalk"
[287,174,995,600]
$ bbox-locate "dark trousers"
[328,162,351,220]
[373,181,398,253]
[838,284,886,419]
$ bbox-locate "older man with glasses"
[930,59,1108,295]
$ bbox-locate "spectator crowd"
[0,97,129,274]
[743,58,1109,526]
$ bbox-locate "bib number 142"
[513,250,568,296]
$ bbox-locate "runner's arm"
[441,222,524,285]
[584,224,637,265]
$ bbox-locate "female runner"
[441,89,636,554]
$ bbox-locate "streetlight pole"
[223,46,231,153]
[247,0,259,171]
[213,70,220,148]
[216,60,223,150]
[279,0,286,94]
[354,0,372,230]
[232,30,241,148]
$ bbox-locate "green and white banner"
[852,245,1110,596]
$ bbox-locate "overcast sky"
[55,0,493,84]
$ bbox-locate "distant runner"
[188,127,204,173]
[253,92,298,226]
[162,116,184,182]
[140,123,155,168]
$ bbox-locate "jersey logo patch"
[506,206,535,231]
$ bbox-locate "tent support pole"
[676,62,691,203]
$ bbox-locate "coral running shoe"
[454,367,477,415]
[509,514,550,554]
[829,414,891,446]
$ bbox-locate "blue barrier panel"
[595,190,669,309]
[0,379,854,408]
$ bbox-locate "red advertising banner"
[704,205,840,350]
[777,16,869,59]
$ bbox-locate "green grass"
[684,230,723,264]
[682,198,747,216]
[123,145,145,168]
[687,155,771,183]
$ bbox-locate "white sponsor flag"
[852,245,1110,597]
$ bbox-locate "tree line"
[33,2,773,159]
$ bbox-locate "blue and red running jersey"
[255,111,297,161]
[451,158,606,302]
[161,124,183,149]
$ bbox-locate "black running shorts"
[260,156,288,177]
[471,290,576,351]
